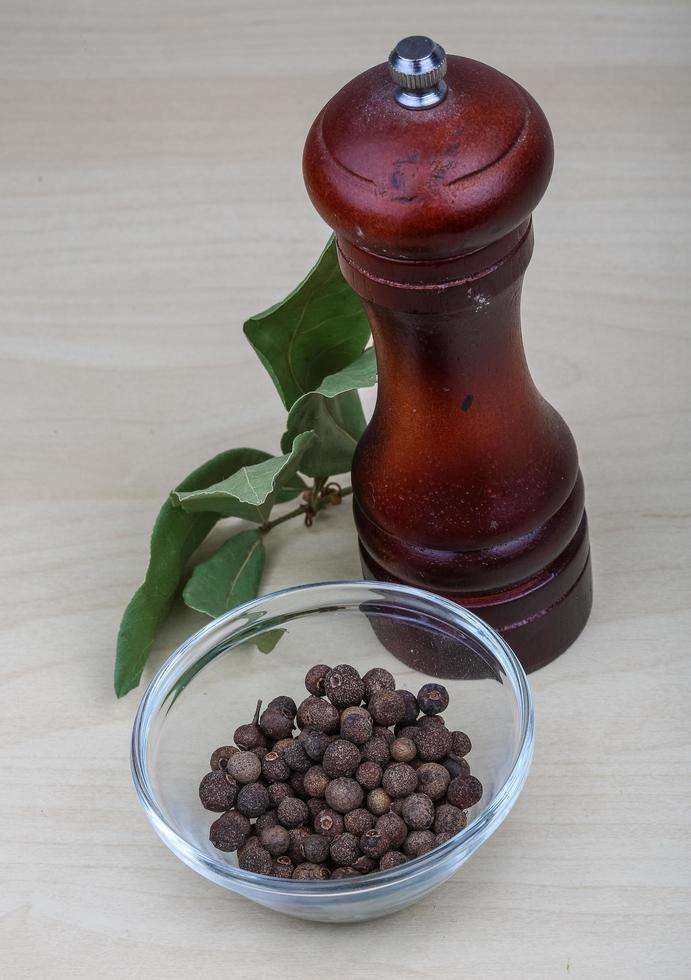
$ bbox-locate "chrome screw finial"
[388,36,448,109]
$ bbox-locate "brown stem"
[260,485,353,534]
[252,699,262,725]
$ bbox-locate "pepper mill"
[303,37,593,671]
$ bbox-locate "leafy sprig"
[115,238,377,697]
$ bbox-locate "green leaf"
[243,236,370,410]
[172,431,315,522]
[306,346,377,398]
[182,529,265,619]
[275,472,308,503]
[281,348,378,477]
[114,448,272,698]
[255,628,286,654]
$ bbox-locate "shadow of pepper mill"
[303,37,593,671]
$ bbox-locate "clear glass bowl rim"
[131,579,534,899]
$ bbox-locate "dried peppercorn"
[397,690,419,724]
[340,707,373,745]
[401,793,435,830]
[366,788,392,817]
[304,664,331,696]
[287,826,310,864]
[277,797,309,829]
[238,837,272,874]
[282,739,312,773]
[331,867,360,879]
[209,745,238,771]
[226,750,262,785]
[322,739,361,778]
[271,855,294,878]
[330,832,360,867]
[376,811,408,849]
[434,831,453,846]
[374,725,396,745]
[323,664,365,709]
[368,690,406,727]
[289,770,308,798]
[379,850,408,870]
[417,683,449,716]
[395,724,419,741]
[360,828,391,859]
[292,862,330,880]
[344,808,376,835]
[442,754,470,781]
[355,760,383,790]
[260,824,290,857]
[234,701,267,750]
[255,809,280,835]
[352,854,377,873]
[209,810,250,852]
[233,724,267,750]
[360,735,390,765]
[268,695,297,718]
[251,746,268,761]
[297,696,340,734]
[272,737,295,755]
[300,728,331,761]
[447,775,483,810]
[413,724,452,762]
[259,706,294,741]
[362,666,396,700]
[403,830,435,857]
[418,713,445,727]
[416,762,450,801]
[303,834,330,864]
[262,750,291,784]
[307,797,327,821]
[382,762,418,799]
[324,777,364,814]
[303,765,330,798]
[451,731,472,757]
[433,803,468,835]
[267,782,293,808]
[390,737,416,763]
[199,770,238,812]
[236,782,270,819]
[313,808,344,839]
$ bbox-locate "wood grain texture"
[0,1,689,977]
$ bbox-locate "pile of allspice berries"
[199,663,482,880]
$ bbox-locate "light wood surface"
[1,1,690,977]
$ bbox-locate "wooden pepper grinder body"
[304,38,592,671]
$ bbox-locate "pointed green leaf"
[255,628,286,654]
[173,431,315,522]
[243,237,370,410]
[182,529,265,619]
[305,347,377,399]
[115,447,272,698]
[281,348,378,477]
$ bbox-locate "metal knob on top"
[388,35,448,109]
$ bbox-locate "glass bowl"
[131,581,534,922]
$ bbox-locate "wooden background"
[1,1,689,977]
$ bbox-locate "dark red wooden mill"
[303,36,593,672]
